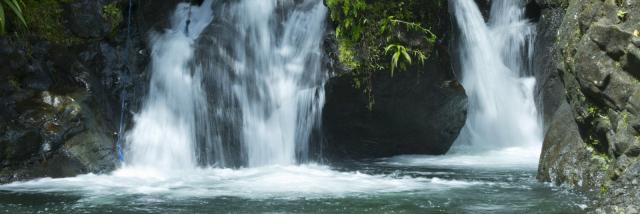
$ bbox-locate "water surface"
[0,152,588,213]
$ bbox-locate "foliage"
[384,44,410,76]
[326,0,444,107]
[102,3,123,34]
[21,0,82,45]
[0,0,27,35]
[616,10,628,21]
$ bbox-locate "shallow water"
[0,149,588,213]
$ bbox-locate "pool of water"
[0,152,589,213]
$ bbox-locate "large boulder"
[322,57,467,160]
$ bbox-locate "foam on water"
[0,165,482,201]
[379,147,541,169]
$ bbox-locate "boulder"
[322,59,467,160]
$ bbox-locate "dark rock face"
[532,0,567,132]
[66,0,118,38]
[0,0,176,183]
[536,0,640,211]
[322,60,467,160]
[322,1,467,160]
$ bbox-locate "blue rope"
[115,0,134,163]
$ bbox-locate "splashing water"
[125,0,327,169]
[123,1,214,172]
[223,0,327,167]
[451,0,542,154]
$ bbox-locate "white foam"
[0,165,484,201]
[380,146,541,169]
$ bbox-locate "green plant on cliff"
[385,44,410,76]
[385,43,429,76]
[382,16,434,76]
[326,0,442,108]
[0,0,27,35]
[21,0,82,45]
[102,3,123,35]
[616,10,628,21]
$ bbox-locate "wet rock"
[589,24,632,59]
[538,101,607,193]
[537,0,640,210]
[533,2,566,130]
[323,62,467,160]
[624,45,640,79]
[66,0,122,38]
[0,0,166,183]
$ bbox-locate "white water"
[123,1,214,172]
[226,0,327,167]
[381,147,540,169]
[0,165,485,200]
[386,0,544,169]
[125,0,326,169]
[451,0,542,154]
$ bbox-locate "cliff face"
[536,0,640,211]
[0,0,184,183]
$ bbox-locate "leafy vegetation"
[21,0,82,45]
[325,0,444,107]
[0,0,27,35]
[102,3,123,34]
[616,10,628,21]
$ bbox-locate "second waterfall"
[126,0,327,169]
[451,0,542,151]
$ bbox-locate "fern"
[0,0,27,35]
[384,44,428,77]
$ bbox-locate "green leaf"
[384,44,394,54]
[0,0,26,34]
[391,51,400,76]
[0,3,5,35]
[401,49,411,64]
[417,51,427,64]
[6,0,25,25]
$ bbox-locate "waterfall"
[451,0,542,152]
[124,1,214,171]
[124,0,327,169]
[223,0,327,167]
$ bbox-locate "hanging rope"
[115,0,135,163]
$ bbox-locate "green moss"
[600,182,609,194]
[326,0,445,106]
[620,111,630,129]
[101,3,123,35]
[338,40,360,70]
[22,0,82,45]
[7,75,20,89]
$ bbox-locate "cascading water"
[123,0,214,172]
[383,0,544,168]
[451,0,542,152]
[218,0,327,167]
[125,0,326,169]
